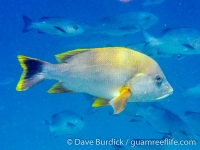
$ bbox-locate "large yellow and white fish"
[16,47,173,114]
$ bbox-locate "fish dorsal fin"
[48,82,75,93]
[39,17,50,21]
[39,16,64,21]
[184,111,195,116]
[55,49,90,63]
[55,47,129,63]
[160,27,191,37]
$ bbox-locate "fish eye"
[155,75,162,83]
[74,26,78,30]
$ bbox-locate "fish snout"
[156,84,173,100]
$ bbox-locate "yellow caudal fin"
[48,82,75,94]
[109,86,131,114]
[16,55,47,91]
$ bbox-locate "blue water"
[1,0,200,149]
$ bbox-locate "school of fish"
[12,0,200,145]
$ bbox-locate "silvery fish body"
[16,47,173,114]
[142,28,200,58]
[45,110,85,136]
[22,15,84,36]
[180,82,200,99]
[131,103,198,140]
[184,111,200,136]
[89,12,158,36]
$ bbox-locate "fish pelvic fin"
[22,15,34,32]
[92,98,110,107]
[16,55,47,91]
[48,82,75,94]
[109,86,131,114]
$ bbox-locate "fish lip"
[156,91,173,100]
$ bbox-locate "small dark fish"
[45,110,85,137]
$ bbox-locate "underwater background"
[1,0,200,149]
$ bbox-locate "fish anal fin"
[109,86,131,114]
[92,98,110,108]
[48,82,75,94]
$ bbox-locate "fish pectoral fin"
[54,26,67,33]
[67,122,76,128]
[130,115,144,122]
[38,30,44,34]
[109,86,131,114]
[158,132,172,137]
[118,25,138,31]
[182,43,195,50]
[92,98,110,108]
[47,82,75,94]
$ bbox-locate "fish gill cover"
[0,0,200,150]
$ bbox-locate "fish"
[179,82,200,100]
[0,77,14,85]
[87,12,158,36]
[142,28,200,58]
[130,103,197,140]
[45,110,85,137]
[16,47,173,114]
[22,15,84,36]
[143,0,165,7]
[184,111,200,136]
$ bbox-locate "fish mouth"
[156,90,173,100]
